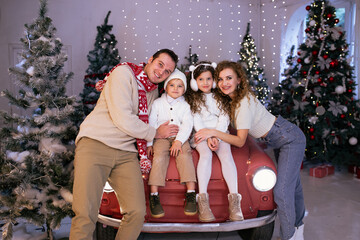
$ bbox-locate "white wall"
[0,0,359,115]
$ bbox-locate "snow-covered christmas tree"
[0,0,79,239]
[238,22,270,105]
[272,0,360,167]
[80,11,121,115]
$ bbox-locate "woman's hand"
[194,128,214,144]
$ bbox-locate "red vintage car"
[96,137,277,240]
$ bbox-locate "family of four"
[69,49,306,240]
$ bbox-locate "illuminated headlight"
[103,182,114,193]
[252,167,277,192]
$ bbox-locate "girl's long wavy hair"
[213,61,255,122]
[185,61,225,115]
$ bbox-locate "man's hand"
[155,120,179,138]
[170,140,182,157]
[147,146,153,158]
[207,137,219,151]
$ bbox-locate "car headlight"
[252,166,277,192]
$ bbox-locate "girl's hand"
[170,140,182,157]
[147,146,153,158]
[194,129,214,144]
[207,137,219,151]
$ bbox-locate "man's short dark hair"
[152,49,179,66]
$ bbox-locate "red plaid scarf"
[96,62,157,173]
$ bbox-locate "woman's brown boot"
[228,193,244,221]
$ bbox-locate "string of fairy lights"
[117,0,288,91]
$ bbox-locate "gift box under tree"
[309,164,335,178]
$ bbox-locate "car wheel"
[238,210,275,240]
[95,222,117,240]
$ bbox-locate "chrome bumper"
[97,210,276,232]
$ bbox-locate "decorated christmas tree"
[274,0,360,166]
[0,0,79,238]
[80,11,121,115]
[268,45,301,121]
[238,22,270,105]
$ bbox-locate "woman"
[195,61,306,240]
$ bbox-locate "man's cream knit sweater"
[76,65,158,152]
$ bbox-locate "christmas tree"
[80,11,121,115]
[238,22,270,105]
[273,0,360,166]
[0,0,79,238]
[268,45,301,121]
[179,45,198,74]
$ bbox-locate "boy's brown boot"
[197,193,215,222]
[184,192,197,216]
[228,193,244,221]
[149,194,165,218]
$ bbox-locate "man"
[70,49,179,240]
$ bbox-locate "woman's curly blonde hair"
[213,61,255,121]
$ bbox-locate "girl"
[185,61,244,222]
[195,61,306,240]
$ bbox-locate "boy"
[147,69,197,218]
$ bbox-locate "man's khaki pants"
[70,137,146,240]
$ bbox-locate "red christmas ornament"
[349,80,354,84]
[329,76,334,82]
[312,50,318,55]
[310,135,315,140]
[305,28,310,33]
[323,55,329,59]
[330,61,335,68]
[340,114,345,119]
[297,51,301,55]
[348,89,352,93]
[306,5,311,11]
[315,70,320,75]
[326,13,333,18]
[309,128,314,133]
[302,71,307,75]
[335,19,339,23]
[317,78,322,83]
[297,58,302,63]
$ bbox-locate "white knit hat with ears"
[164,68,187,91]
[189,62,217,91]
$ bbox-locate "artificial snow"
[38,138,67,154]
[3,217,72,240]
[6,150,30,162]
[59,188,73,203]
